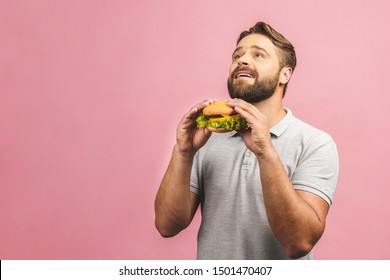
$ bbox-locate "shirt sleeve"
[291,132,339,205]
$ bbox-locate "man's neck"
[252,94,286,128]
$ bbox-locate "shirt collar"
[270,108,293,137]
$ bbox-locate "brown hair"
[238,22,296,96]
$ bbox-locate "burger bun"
[206,127,231,133]
[203,100,235,116]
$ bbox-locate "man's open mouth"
[234,70,256,79]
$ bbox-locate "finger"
[232,105,254,121]
[182,99,217,124]
[188,99,218,118]
[196,99,218,111]
[229,100,269,130]
[227,100,255,119]
[227,98,257,113]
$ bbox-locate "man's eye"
[233,55,240,60]
[255,53,264,58]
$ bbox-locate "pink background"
[1,0,389,259]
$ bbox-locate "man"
[154,21,339,260]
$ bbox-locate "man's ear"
[279,67,293,85]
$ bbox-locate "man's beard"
[227,68,280,103]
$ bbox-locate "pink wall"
[1,0,389,259]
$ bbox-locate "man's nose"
[237,55,250,66]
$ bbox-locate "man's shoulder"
[289,113,335,144]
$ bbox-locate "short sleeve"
[291,132,339,205]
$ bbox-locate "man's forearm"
[155,145,195,237]
[258,149,324,258]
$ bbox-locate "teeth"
[236,73,254,78]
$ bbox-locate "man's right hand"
[175,99,215,158]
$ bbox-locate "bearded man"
[154,21,339,260]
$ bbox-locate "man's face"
[228,34,282,103]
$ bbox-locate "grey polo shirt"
[190,108,339,260]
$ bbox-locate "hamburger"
[196,100,247,132]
